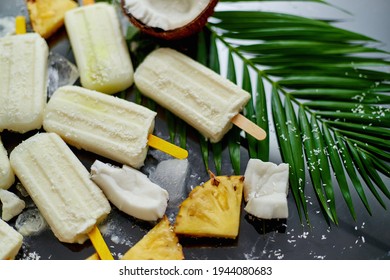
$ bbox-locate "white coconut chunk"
[90,160,168,221]
[244,158,289,200]
[244,193,288,220]
[123,0,210,31]
[243,159,289,220]
[0,189,25,221]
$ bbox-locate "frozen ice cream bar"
[65,2,134,94]
[10,133,111,244]
[0,137,14,190]
[0,219,23,260]
[0,33,48,133]
[43,85,156,169]
[134,48,265,143]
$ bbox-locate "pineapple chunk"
[174,173,244,239]
[27,0,78,39]
[121,216,184,260]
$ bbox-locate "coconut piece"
[243,159,289,220]
[0,189,25,222]
[121,0,219,40]
[244,193,289,220]
[90,160,169,221]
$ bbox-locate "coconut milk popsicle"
[134,48,266,143]
[65,2,134,94]
[0,33,48,133]
[10,133,111,245]
[44,86,187,168]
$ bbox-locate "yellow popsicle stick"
[88,226,114,260]
[83,0,95,5]
[86,253,100,260]
[148,134,188,159]
[15,16,26,35]
[231,114,267,141]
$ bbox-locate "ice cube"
[47,52,79,98]
[149,159,189,207]
[15,208,47,236]
[0,17,15,37]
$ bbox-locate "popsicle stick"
[86,253,100,260]
[148,134,188,159]
[83,0,95,5]
[231,114,267,141]
[88,226,114,260]
[15,16,26,35]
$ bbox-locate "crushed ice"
[47,52,79,98]
[0,17,15,37]
[15,208,48,236]
[149,158,189,208]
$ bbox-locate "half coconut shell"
[121,0,219,40]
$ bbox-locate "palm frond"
[207,1,390,223]
[120,0,389,224]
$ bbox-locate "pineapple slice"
[174,173,244,239]
[27,0,78,39]
[121,216,184,260]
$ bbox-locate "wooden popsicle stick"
[231,114,267,141]
[88,226,114,260]
[15,16,26,35]
[148,134,189,159]
[83,0,95,5]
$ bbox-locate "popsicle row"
[1,2,266,146]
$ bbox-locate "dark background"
[0,0,389,260]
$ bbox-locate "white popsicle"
[134,48,266,143]
[0,137,14,190]
[43,85,187,169]
[65,2,134,94]
[0,33,48,133]
[0,219,23,260]
[10,133,111,244]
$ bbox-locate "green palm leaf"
[206,0,390,224]
[116,0,389,225]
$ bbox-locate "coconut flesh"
[122,0,218,40]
